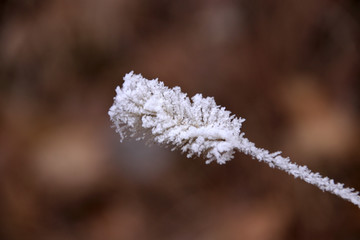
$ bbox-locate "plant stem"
[237,136,360,208]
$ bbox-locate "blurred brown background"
[1,0,360,239]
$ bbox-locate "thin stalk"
[237,136,360,208]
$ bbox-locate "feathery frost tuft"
[109,71,360,208]
[108,71,245,164]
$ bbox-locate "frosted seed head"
[109,72,245,164]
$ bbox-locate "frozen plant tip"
[109,71,360,208]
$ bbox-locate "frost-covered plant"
[109,71,360,208]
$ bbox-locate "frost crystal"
[109,71,360,208]
[108,71,244,164]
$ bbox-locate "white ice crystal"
[109,71,360,208]
[108,71,245,164]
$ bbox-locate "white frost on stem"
[109,71,360,208]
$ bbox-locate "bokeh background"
[1,0,360,239]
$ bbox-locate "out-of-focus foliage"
[1,0,360,239]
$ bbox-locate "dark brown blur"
[1,0,360,239]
